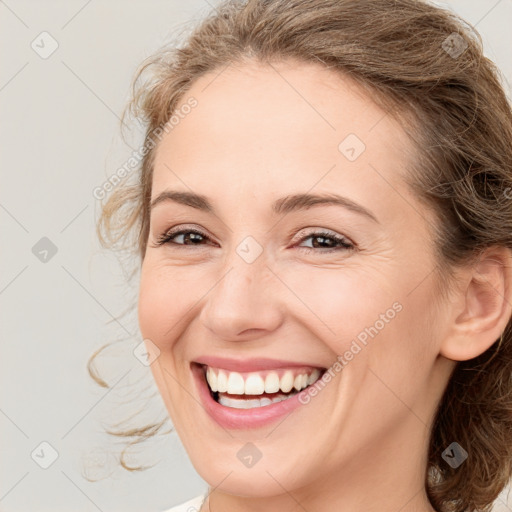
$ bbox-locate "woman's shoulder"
[160,493,207,512]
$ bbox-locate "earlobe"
[439,246,512,362]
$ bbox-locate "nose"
[199,258,284,341]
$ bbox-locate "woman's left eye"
[154,228,355,254]
[295,231,355,253]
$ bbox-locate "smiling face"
[138,59,455,510]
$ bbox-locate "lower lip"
[191,363,315,430]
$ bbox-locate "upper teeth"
[206,367,321,395]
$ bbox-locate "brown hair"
[89,0,512,510]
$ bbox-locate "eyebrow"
[150,190,379,224]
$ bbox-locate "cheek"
[281,265,393,350]
[137,263,193,346]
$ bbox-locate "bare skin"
[137,59,512,512]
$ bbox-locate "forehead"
[151,59,420,226]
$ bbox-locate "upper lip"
[193,356,326,373]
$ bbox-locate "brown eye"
[156,228,211,247]
[296,231,355,254]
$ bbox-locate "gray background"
[1,1,511,511]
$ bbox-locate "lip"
[191,362,325,430]
[194,355,325,373]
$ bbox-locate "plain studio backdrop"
[1,1,511,511]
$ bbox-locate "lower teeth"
[216,391,299,409]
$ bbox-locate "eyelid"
[291,226,354,245]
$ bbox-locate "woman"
[91,0,512,510]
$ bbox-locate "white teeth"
[244,374,265,395]
[205,366,323,401]
[206,367,218,392]
[226,372,245,394]
[217,370,228,392]
[280,370,294,393]
[264,372,280,393]
[217,392,297,409]
[307,369,321,386]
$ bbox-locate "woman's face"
[138,60,455,506]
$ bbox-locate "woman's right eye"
[155,228,211,247]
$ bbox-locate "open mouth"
[197,363,327,410]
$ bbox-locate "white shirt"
[160,493,207,512]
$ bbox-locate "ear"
[439,246,512,362]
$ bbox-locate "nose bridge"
[199,245,283,339]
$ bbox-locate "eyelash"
[154,227,355,254]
